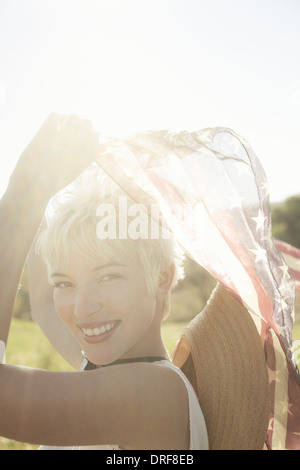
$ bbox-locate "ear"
[157,263,175,297]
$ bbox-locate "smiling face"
[37,167,185,364]
[50,245,167,365]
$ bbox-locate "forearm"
[28,239,83,370]
[0,113,99,345]
[0,176,51,343]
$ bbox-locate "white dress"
[39,360,209,450]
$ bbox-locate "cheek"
[53,293,73,322]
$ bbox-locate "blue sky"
[0,0,300,201]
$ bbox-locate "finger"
[57,114,81,134]
[45,112,61,126]
[37,113,61,136]
[80,118,94,132]
[27,113,62,150]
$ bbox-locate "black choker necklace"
[84,355,168,371]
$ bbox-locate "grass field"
[1,318,300,450]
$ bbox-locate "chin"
[84,349,121,366]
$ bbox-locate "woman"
[0,113,208,450]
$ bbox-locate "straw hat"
[171,283,270,450]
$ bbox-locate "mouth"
[79,320,120,343]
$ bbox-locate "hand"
[10,113,99,198]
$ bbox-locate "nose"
[73,286,102,319]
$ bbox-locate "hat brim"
[172,283,270,450]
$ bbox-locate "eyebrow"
[50,272,70,279]
[93,263,126,272]
[50,263,126,278]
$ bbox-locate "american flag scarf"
[96,127,300,450]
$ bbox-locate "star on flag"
[274,297,288,312]
[279,264,290,280]
[249,245,267,263]
[251,209,267,231]
[277,400,293,417]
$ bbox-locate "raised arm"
[0,113,99,345]
[0,116,192,449]
[27,240,83,370]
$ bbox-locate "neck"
[84,354,169,370]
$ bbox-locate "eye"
[99,273,120,283]
[52,281,74,289]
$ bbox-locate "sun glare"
[25,0,195,139]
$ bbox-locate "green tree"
[271,195,300,249]
[170,258,216,322]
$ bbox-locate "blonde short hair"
[36,165,185,319]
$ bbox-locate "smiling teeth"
[82,322,117,337]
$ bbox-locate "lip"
[77,320,120,344]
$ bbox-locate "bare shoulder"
[0,362,190,449]
[103,361,190,450]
